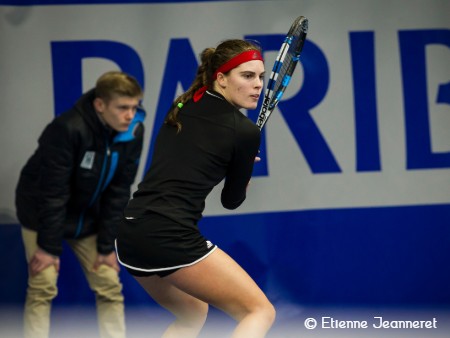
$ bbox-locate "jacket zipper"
[74,137,110,238]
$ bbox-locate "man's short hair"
[95,71,143,102]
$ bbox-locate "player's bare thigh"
[163,247,272,321]
[134,274,209,325]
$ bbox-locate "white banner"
[1,0,449,222]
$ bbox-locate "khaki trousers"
[21,227,126,338]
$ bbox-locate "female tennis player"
[116,39,275,337]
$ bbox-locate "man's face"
[94,95,140,132]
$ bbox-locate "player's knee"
[244,298,276,325]
[179,299,209,327]
[195,301,209,324]
[261,300,276,325]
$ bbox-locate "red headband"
[193,49,264,102]
[213,50,264,79]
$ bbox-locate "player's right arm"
[221,118,261,209]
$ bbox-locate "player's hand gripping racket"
[256,16,308,130]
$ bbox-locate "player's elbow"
[221,192,245,210]
[222,201,242,210]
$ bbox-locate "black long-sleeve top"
[125,90,261,226]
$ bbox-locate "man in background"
[15,71,145,338]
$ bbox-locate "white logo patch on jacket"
[80,151,95,169]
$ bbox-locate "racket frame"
[256,16,308,130]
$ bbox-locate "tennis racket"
[256,16,308,130]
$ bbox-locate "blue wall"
[3,203,450,307]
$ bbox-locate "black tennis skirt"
[115,212,216,277]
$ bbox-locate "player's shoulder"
[232,110,260,142]
[233,109,259,130]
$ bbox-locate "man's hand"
[29,248,60,276]
[93,252,120,272]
